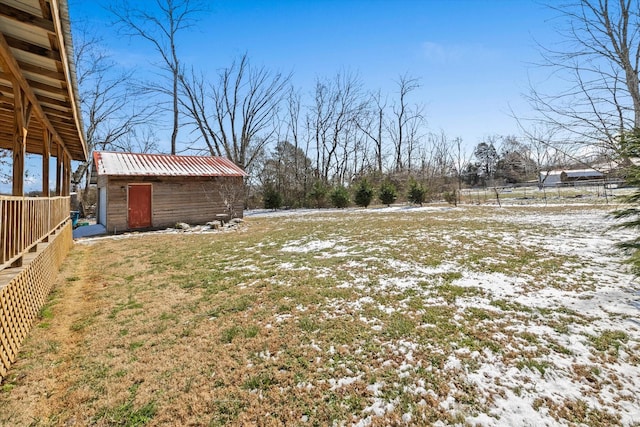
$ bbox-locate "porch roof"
[0,0,87,161]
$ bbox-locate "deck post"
[56,144,62,196]
[12,85,31,197]
[63,152,71,196]
[10,86,31,268]
[42,130,51,197]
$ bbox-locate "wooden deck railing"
[0,196,70,271]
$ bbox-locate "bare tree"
[307,79,334,180]
[261,140,314,207]
[328,72,367,184]
[350,127,373,179]
[495,136,537,184]
[334,119,366,184]
[388,74,423,171]
[0,149,11,187]
[110,0,204,155]
[284,87,312,197]
[451,137,470,192]
[356,90,388,174]
[218,178,245,219]
[404,107,426,172]
[71,27,157,201]
[180,54,291,172]
[528,1,640,159]
[306,72,367,183]
[286,87,302,169]
[517,124,562,187]
[421,131,454,185]
[114,128,160,153]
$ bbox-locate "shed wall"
[100,176,244,233]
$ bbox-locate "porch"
[0,0,88,380]
[0,196,72,378]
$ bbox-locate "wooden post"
[12,86,31,196]
[10,86,31,268]
[42,130,51,197]
[55,143,62,196]
[42,130,52,241]
[63,152,71,196]
[61,151,67,196]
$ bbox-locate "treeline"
[250,131,573,209]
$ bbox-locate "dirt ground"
[1,246,105,424]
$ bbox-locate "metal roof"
[0,0,87,161]
[563,169,604,178]
[544,169,604,178]
[93,151,248,177]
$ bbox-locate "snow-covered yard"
[1,204,638,426]
[248,205,640,426]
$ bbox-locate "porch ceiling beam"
[0,31,70,159]
[0,71,67,96]
[17,60,65,80]
[35,93,68,108]
[3,34,61,62]
[0,3,56,33]
[26,78,67,96]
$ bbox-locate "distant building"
[94,151,247,233]
[540,169,605,187]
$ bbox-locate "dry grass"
[0,204,638,426]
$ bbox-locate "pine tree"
[354,179,374,208]
[309,181,329,208]
[330,186,350,208]
[407,179,426,206]
[379,181,397,207]
[611,130,640,274]
[263,185,283,210]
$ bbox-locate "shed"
[540,168,604,187]
[540,170,563,187]
[561,169,604,182]
[94,151,247,233]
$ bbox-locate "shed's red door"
[128,184,152,229]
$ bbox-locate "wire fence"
[458,180,630,206]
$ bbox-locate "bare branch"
[110,0,206,154]
[528,1,640,160]
[180,53,291,172]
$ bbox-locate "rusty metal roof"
[93,151,248,177]
[0,0,87,161]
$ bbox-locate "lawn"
[1,204,639,426]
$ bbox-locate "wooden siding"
[101,176,244,233]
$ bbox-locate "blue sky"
[3,0,562,193]
[68,0,560,151]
